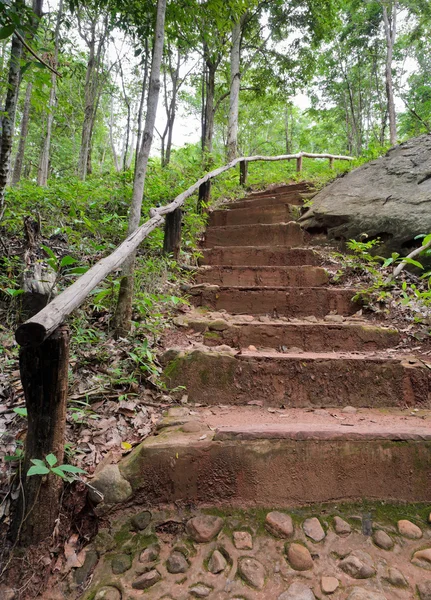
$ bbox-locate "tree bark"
[37,0,63,186]
[163,207,181,259]
[226,17,244,161]
[114,0,167,338]
[382,1,397,146]
[12,82,33,185]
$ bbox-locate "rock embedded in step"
[397,519,423,539]
[189,584,213,598]
[339,552,376,579]
[208,549,227,573]
[286,543,314,571]
[278,581,316,599]
[95,586,122,600]
[181,421,204,433]
[74,550,99,585]
[265,511,294,538]
[384,567,409,588]
[88,464,132,504]
[130,510,151,531]
[333,516,351,536]
[342,406,357,414]
[346,587,387,600]
[209,319,229,331]
[111,553,132,574]
[412,548,431,570]
[132,569,161,589]
[166,551,189,574]
[139,543,160,563]
[237,557,266,589]
[321,577,339,594]
[372,530,394,550]
[303,517,325,542]
[233,531,253,549]
[324,315,345,323]
[418,581,431,600]
[93,530,116,554]
[186,515,224,542]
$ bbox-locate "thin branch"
[390,239,431,280]
[15,31,61,77]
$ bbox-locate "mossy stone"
[111,553,132,574]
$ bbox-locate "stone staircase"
[119,183,431,508]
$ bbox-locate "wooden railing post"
[329,157,334,169]
[296,155,303,172]
[197,180,211,213]
[163,207,182,260]
[13,325,70,545]
[239,160,248,187]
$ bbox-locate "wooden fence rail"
[15,151,352,347]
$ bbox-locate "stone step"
[231,193,304,210]
[117,405,431,507]
[248,182,311,196]
[195,266,329,287]
[190,286,359,317]
[208,203,293,226]
[162,348,431,408]
[199,246,320,266]
[175,315,400,351]
[203,222,303,248]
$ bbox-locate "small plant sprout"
[27,453,87,482]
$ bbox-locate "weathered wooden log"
[240,160,248,186]
[163,207,182,259]
[329,157,334,169]
[197,180,211,212]
[296,155,303,172]
[13,325,70,546]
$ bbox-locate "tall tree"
[12,81,33,185]
[381,0,398,146]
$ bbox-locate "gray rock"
[372,530,394,550]
[339,553,376,579]
[166,551,189,574]
[186,515,224,542]
[342,405,357,414]
[130,510,151,531]
[303,517,325,542]
[93,530,115,554]
[74,550,99,585]
[286,543,314,571]
[94,587,121,600]
[265,511,294,538]
[333,516,351,536]
[278,581,316,599]
[190,584,212,597]
[346,588,387,600]
[111,553,132,574]
[300,134,431,259]
[418,581,431,600]
[412,548,431,570]
[139,543,160,563]
[208,549,227,573]
[233,531,253,549]
[132,569,161,589]
[384,567,409,588]
[321,577,339,594]
[238,557,266,589]
[88,464,132,504]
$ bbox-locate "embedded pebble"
[94,587,121,600]
[166,551,189,574]
[233,531,253,549]
[186,515,224,542]
[238,556,266,589]
[346,588,387,600]
[208,549,227,573]
[333,516,351,536]
[139,544,160,563]
[130,510,151,531]
[373,530,394,550]
[190,584,212,597]
[286,543,314,571]
[321,576,339,594]
[111,553,132,574]
[265,511,294,538]
[303,517,325,542]
[131,569,161,589]
[385,567,409,588]
[412,548,431,570]
[342,405,357,414]
[418,581,431,600]
[398,519,422,539]
[339,553,376,579]
[182,421,203,433]
[278,581,315,599]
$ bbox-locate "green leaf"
[30,458,46,467]
[67,266,89,275]
[13,407,27,417]
[0,24,16,40]
[50,467,67,479]
[403,258,424,269]
[45,453,58,467]
[60,255,77,267]
[27,465,50,476]
[57,464,87,474]
[5,288,24,297]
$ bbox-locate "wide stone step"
[231,193,304,210]
[195,266,328,287]
[117,405,431,507]
[248,182,311,197]
[199,246,320,266]
[208,203,293,226]
[162,348,431,408]
[203,222,303,248]
[175,315,400,351]
[190,286,359,317]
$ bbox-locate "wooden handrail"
[15,151,353,346]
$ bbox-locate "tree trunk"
[109,95,120,172]
[134,40,149,174]
[226,17,244,162]
[382,1,397,146]
[114,0,167,338]
[12,82,33,185]
[37,0,63,186]
[202,58,216,154]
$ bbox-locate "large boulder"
[300,135,431,256]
